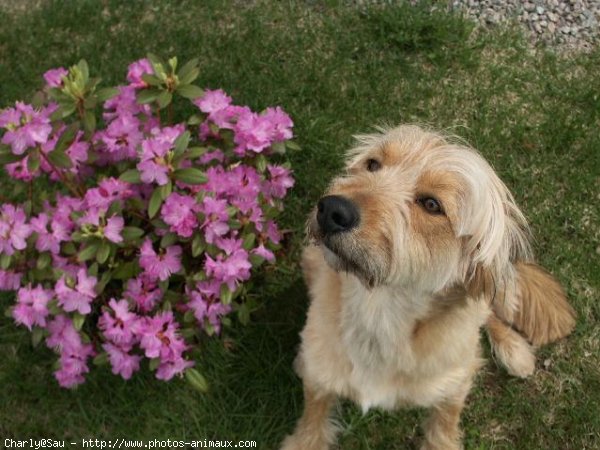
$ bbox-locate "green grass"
[1,1,599,448]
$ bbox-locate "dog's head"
[308,125,531,295]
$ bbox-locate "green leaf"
[148,186,164,219]
[83,110,96,133]
[47,148,73,169]
[186,146,208,159]
[185,368,209,393]
[113,261,140,280]
[62,241,77,256]
[271,141,286,154]
[183,309,196,324]
[149,358,160,371]
[96,87,119,102]
[31,91,46,108]
[176,84,204,100]
[173,168,207,185]
[83,96,97,110]
[179,67,200,86]
[187,114,203,126]
[237,303,250,325]
[136,89,161,104]
[249,254,265,267]
[77,59,89,83]
[54,121,80,153]
[77,241,99,262]
[96,240,111,264]
[93,352,109,366]
[88,262,99,277]
[36,253,52,270]
[141,73,163,87]
[286,141,301,151]
[220,284,233,305]
[256,154,267,173]
[191,234,205,257]
[27,152,41,173]
[0,151,24,165]
[95,270,112,295]
[242,233,256,250]
[159,180,172,200]
[177,58,199,84]
[31,327,45,347]
[173,130,191,156]
[53,103,76,119]
[156,90,173,108]
[73,312,85,331]
[160,232,178,248]
[119,169,141,184]
[0,254,12,270]
[168,56,178,72]
[122,226,145,241]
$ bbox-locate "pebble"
[449,0,600,51]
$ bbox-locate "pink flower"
[98,113,142,159]
[12,285,53,330]
[263,165,295,199]
[43,67,68,88]
[156,356,194,381]
[0,204,32,255]
[200,197,229,244]
[124,275,162,313]
[54,349,93,388]
[0,102,55,155]
[138,311,186,359]
[252,243,275,263]
[126,58,154,88]
[30,212,69,254]
[104,216,124,243]
[102,342,141,380]
[0,270,21,290]
[46,314,94,388]
[137,125,184,185]
[194,89,232,114]
[186,284,232,334]
[234,111,273,153]
[262,106,294,141]
[98,298,140,347]
[102,85,153,124]
[161,192,199,238]
[204,248,252,291]
[85,178,133,210]
[139,239,182,281]
[46,315,83,353]
[55,268,97,315]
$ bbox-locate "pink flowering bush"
[0,56,296,390]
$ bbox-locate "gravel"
[449,0,600,51]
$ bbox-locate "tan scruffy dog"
[281,125,576,450]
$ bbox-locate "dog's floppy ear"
[458,157,532,302]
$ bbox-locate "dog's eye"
[366,159,381,172]
[417,196,444,215]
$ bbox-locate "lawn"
[0,1,598,449]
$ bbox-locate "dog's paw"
[280,433,330,450]
[495,333,536,378]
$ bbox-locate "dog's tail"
[486,262,576,377]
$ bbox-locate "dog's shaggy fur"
[281,125,575,450]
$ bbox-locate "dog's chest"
[339,286,431,410]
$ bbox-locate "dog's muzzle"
[317,195,360,235]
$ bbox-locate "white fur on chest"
[337,276,480,412]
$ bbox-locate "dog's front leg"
[280,384,338,450]
[421,396,467,450]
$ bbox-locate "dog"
[281,125,576,450]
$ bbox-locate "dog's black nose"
[317,195,360,234]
